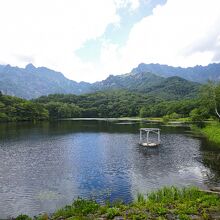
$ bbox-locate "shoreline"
[191,122,220,147]
[13,186,220,220]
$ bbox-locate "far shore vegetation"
[15,186,220,220]
[0,81,220,145]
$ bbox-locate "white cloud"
[79,0,220,82]
[0,0,120,81]
[114,0,140,10]
[0,0,220,82]
[129,0,140,10]
[117,0,220,71]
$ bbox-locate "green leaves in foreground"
[53,198,100,219]
[17,187,220,219]
[145,186,220,216]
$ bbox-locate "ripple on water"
[0,121,220,218]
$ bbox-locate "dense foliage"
[0,81,220,122]
[34,88,211,120]
[0,92,48,122]
[93,74,200,100]
[1,89,189,121]
[38,81,220,121]
[139,99,199,118]
[15,187,220,220]
[35,90,161,118]
[191,82,220,121]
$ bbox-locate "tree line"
[0,82,219,122]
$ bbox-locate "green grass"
[144,117,191,123]
[16,186,220,220]
[201,122,220,145]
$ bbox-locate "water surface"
[0,120,220,218]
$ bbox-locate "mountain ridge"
[131,62,220,82]
[0,63,92,99]
[0,62,219,99]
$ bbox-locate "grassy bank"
[15,187,220,220]
[200,122,220,145]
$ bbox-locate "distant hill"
[131,63,220,83]
[0,62,217,99]
[0,64,91,99]
[92,72,163,91]
[146,76,200,99]
[92,72,200,100]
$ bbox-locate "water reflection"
[0,120,220,218]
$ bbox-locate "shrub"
[106,207,121,219]
[162,115,169,124]
[15,214,32,220]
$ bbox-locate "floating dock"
[139,128,161,147]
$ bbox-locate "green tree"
[189,108,209,122]
[199,82,220,119]
[139,107,152,118]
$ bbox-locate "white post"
[147,131,149,144]
[140,130,142,143]
[158,130,160,143]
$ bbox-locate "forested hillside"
[34,82,220,120]
[34,90,200,119]
[92,73,199,99]
[0,81,219,122]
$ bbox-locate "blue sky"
[0,0,220,82]
[76,0,167,63]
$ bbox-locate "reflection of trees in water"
[0,121,189,141]
[199,139,220,186]
[201,152,220,185]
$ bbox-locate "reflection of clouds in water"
[178,166,206,179]
[56,133,134,204]
[128,134,211,198]
[129,166,208,199]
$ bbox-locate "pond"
[0,120,220,218]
